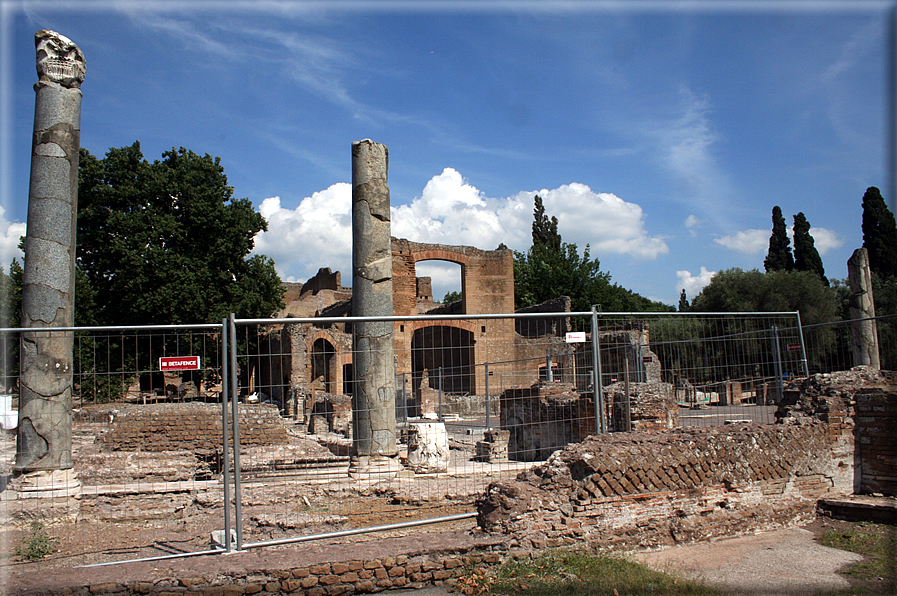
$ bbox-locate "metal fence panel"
[1,324,227,567]
[801,314,897,374]
[227,311,805,548]
[3,310,859,563]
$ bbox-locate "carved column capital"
[35,30,86,89]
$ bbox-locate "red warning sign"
[159,356,201,371]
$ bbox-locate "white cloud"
[0,207,25,268]
[523,183,669,259]
[391,168,516,249]
[255,170,668,290]
[711,225,842,260]
[713,229,768,255]
[685,214,701,237]
[677,267,716,298]
[253,184,353,283]
[643,87,733,223]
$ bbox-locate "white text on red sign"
[159,356,201,371]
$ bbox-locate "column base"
[348,455,403,480]
[12,468,81,499]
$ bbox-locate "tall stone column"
[350,139,400,477]
[847,247,880,369]
[15,31,85,479]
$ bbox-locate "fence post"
[795,312,810,378]
[772,325,784,403]
[591,306,606,434]
[394,355,402,424]
[402,372,407,424]
[438,366,443,421]
[546,352,553,382]
[229,314,242,550]
[623,351,632,432]
[484,362,491,430]
[221,318,232,552]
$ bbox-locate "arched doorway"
[310,338,337,394]
[415,261,463,308]
[411,325,474,396]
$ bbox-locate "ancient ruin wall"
[777,366,896,495]
[392,238,517,397]
[103,403,288,453]
[284,324,352,412]
[478,421,848,549]
[855,389,897,494]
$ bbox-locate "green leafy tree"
[870,272,897,369]
[861,186,897,279]
[1,260,23,391]
[442,291,462,304]
[763,206,794,272]
[77,142,284,325]
[690,268,837,325]
[514,196,671,314]
[792,212,828,286]
[0,260,23,329]
[690,268,839,373]
[531,195,561,253]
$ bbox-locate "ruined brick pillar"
[15,31,85,481]
[847,247,880,369]
[350,140,400,476]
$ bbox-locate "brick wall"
[855,388,897,495]
[477,422,842,549]
[14,547,508,596]
[103,403,288,453]
[777,366,895,495]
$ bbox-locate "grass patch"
[819,522,897,595]
[461,549,726,596]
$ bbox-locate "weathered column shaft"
[351,140,397,459]
[847,247,880,370]
[16,31,85,472]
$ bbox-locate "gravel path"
[632,525,864,595]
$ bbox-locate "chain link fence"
[800,314,897,374]
[2,309,877,565]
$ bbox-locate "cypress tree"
[763,206,794,272]
[792,212,828,286]
[531,195,562,253]
[861,186,897,279]
[678,289,689,312]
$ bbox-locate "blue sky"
[1,1,893,307]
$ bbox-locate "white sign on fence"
[565,331,586,343]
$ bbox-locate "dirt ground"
[2,399,894,594]
[4,510,893,595]
[0,415,509,572]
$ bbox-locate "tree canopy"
[513,196,671,313]
[77,142,284,325]
[763,206,794,273]
[861,186,897,279]
[690,268,837,326]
